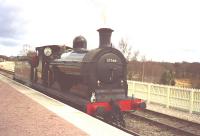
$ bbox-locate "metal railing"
[128,80,200,113]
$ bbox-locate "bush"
[160,70,176,86]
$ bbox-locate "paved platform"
[0,74,132,136]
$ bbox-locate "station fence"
[128,80,200,114]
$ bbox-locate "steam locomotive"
[14,28,146,124]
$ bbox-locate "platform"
[0,74,132,136]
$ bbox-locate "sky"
[0,0,200,62]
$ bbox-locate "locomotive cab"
[32,45,71,85]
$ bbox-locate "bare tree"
[118,38,132,60]
[19,44,30,56]
[131,50,140,61]
[19,44,35,57]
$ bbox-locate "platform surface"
[0,77,88,136]
[0,74,132,136]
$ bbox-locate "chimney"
[97,28,113,48]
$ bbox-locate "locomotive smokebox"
[97,28,113,48]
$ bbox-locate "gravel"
[147,103,200,124]
[124,114,183,136]
[123,103,200,136]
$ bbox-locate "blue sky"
[0,0,200,62]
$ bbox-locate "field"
[175,78,200,89]
[0,61,15,72]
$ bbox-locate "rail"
[0,68,14,75]
[126,110,200,136]
[128,80,200,113]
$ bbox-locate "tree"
[118,38,132,60]
[19,44,35,57]
[131,50,139,61]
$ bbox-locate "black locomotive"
[14,28,146,125]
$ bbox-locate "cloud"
[0,1,24,46]
[0,37,20,47]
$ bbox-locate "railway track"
[0,68,14,78]
[96,116,141,136]
[125,109,200,136]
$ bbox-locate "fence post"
[147,84,151,103]
[132,81,135,95]
[189,90,194,113]
[128,81,135,97]
[128,81,132,96]
[166,86,170,108]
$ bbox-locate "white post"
[166,87,170,108]
[128,81,135,97]
[147,84,151,103]
[132,81,135,95]
[189,90,194,113]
